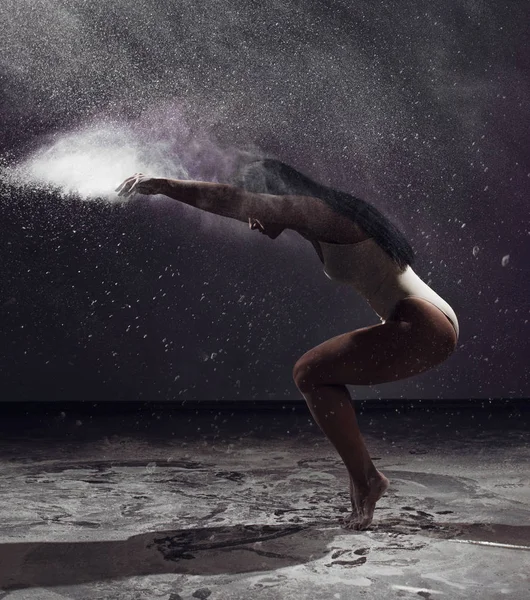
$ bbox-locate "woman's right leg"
[293,298,457,529]
[296,378,389,530]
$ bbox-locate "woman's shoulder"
[285,196,368,244]
[307,219,371,245]
[320,222,372,244]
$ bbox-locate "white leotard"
[318,238,459,339]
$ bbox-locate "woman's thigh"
[293,297,458,388]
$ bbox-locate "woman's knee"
[293,358,320,391]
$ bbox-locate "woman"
[115,159,459,531]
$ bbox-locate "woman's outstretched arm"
[115,173,303,225]
[115,173,345,238]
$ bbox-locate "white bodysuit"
[318,238,459,340]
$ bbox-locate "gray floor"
[0,408,528,599]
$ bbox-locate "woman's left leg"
[292,297,457,530]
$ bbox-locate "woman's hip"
[387,295,459,345]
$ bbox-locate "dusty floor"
[0,406,528,599]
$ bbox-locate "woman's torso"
[315,237,460,339]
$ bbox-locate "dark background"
[0,0,528,401]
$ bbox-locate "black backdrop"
[1,0,528,401]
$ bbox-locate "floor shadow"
[0,522,336,590]
[1,519,528,591]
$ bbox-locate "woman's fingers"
[115,173,146,196]
[115,176,136,195]
[248,217,266,234]
[114,179,130,194]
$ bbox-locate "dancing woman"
[116,159,459,530]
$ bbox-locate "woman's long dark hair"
[233,158,415,270]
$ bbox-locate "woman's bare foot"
[341,470,390,531]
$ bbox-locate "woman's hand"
[115,173,165,197]
[248,217,284,239]
[248,217,265,232]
